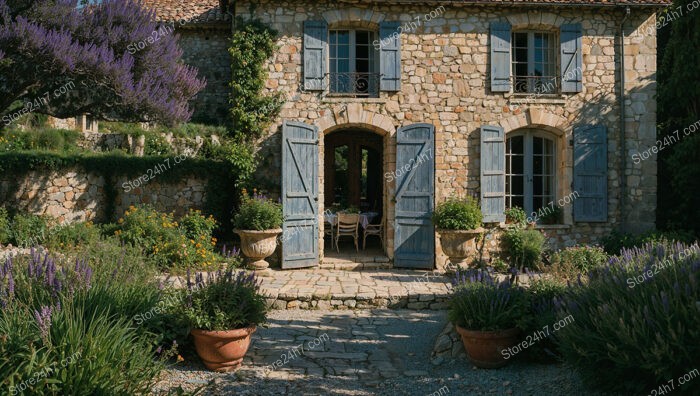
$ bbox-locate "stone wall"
[0,170,209,223]
[234,1,658,263]
[177,26,231,125]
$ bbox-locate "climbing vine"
[229,17,283,143]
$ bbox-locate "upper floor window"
[328,29,380,97]
[506,130,556,217]
[512,31,557,94]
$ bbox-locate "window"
[329,29,379,97]
[506,131,556,216]
[512,31,557,94]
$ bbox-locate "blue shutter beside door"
[480,125,506,223]
[379,21,401,92]
[394,123,435,269]
[304,20,327,91]
[282,121,319,268]
[573,125,607,222]
[560,23,583,93]
[490,22,512,93]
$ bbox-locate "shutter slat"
[379,21,402,92]
[560,23,583,93]
[480,125,506,222]
[490,22,511,93]
[573,125,607,222]
[303,20,327,91]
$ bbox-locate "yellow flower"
[177,355,184,362]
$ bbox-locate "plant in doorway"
[233,189,283,274]
[434,197,484,269]
[448,269,527,368]
[183,269,267,372]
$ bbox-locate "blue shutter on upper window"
[573,125,608,222]
[379,21,401,92]
[490,22,512,93]
[303,20,328,91]
[560,23,583,93]
[480,125,506,223]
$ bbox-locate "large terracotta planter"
[437,228,485,268]
[455,325,520,369]
[191,326,256,372]
[235,229,282,272]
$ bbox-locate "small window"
[506,131,556,217]
[329,29,379,97]
[512,31,557,94]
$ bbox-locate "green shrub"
[504,206,527,225]
[144,133,174,156]
[525,276,568,360]
[0,206,9,244]
[179,209,218,241]
[448,269,527,331]
[600,229,696,255]
[547,245,608,281]
[182,270,267,331]
[10,213,49,248]
[0,128,80,153]
[557,242,700,394]
[433,197,483,230]
[44,221,102,250]
[233,190,283,231]
[502,228,546,270]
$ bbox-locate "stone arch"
[315,103,395,136]
[500,108,568,136]
[506,11,569,31]
[321,8,386,30]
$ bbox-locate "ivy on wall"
[229,16,283,143]
[0,152,237,235]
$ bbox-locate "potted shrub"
[233,190,283,273]
[434,197,485,268]
[183,270,267,372]
[504,207,527,225]
[448,269,527,368]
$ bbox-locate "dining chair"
[363,217,383,250]
[324,220,335,250]
[335,213,360,252]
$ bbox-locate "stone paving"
[154,310,595,396]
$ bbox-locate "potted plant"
[434,197,485,268]
[504,207,527,225]
[448,269,527,368]
[539,206,562,225]
[183,270,267,372]
[233,189,283,273]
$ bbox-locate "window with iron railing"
[328,29,381,97]
[512,31,557,94]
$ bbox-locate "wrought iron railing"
[327,72,381,98]
[512,75,559,95]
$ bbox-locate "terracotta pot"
[437,228,485,268]
[455,325,520,369]
[235,229,282,271]
[191,326,256,372]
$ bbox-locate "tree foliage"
[0,0,205,126]
[657,0,700,236]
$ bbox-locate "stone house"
[145,0,665,270]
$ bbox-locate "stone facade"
[0,170,209,223]
[226,0,659,266]
[177,26,232,124]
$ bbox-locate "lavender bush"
[556,242,700,394]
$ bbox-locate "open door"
[281,121,319,268]
[394,123,435,269]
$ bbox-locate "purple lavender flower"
[34,305,53,341]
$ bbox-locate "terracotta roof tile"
[141,0,228,26]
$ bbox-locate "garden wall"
[0,169,209,223]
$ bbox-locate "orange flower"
[177,355,184,362]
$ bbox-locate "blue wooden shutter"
[560,23,583,93]
[573,125,608,222]
[303,20,327,91]
[281,121,319,268]
[394,123,435,269]
[480,125,506,223]
[490,22,511,93]
[379,21,401,92]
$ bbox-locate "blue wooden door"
[282,121,319,268]
[394,123,435,269]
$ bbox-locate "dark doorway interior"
[324,130,383,217]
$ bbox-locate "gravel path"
[153,310,599,396]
